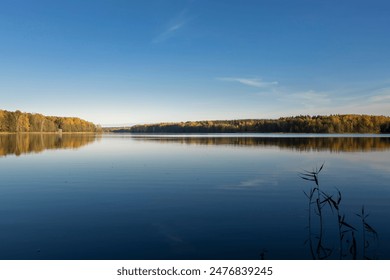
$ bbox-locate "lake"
[0,133,389,260]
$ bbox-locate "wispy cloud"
[216,74,390,117]
[290,90,331,107]
[273,83,390,117]
[153,10,191,43]
[217,77,278,88]
[368,87,390,103]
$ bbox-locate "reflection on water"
[0,133,100,157]
[0,134,389,260]
[131,135,390,152]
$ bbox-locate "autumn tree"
[127,115,390,134]
[0,109,99,133]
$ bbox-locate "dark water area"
[0,133,389,260]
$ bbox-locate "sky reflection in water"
[0,134,389,259]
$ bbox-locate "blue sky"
[1,0,389,126]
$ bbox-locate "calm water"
[0,133,389,260]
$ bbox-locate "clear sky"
[1,0,389,126]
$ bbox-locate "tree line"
[0,109,101,133]
[124,115,390,134]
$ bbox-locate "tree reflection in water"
[0,133,100,157]
[130,135,390,153]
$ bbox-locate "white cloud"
[153,10,190,43]
[369,87,390,103]
[291,90,331,106]
[217,77,278,89]
[273,96,390,118]
[276,90,332,111]
[292,91,327,100]
[216,76,390,118]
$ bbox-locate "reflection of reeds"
[356,206,378,259]
[301,164,378,260]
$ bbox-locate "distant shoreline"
[107,115,390,134]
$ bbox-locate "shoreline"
[108,131,390,135]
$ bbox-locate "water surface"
[0,133,389,259]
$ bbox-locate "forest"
[0,109,101,133]
[123,115,390,134]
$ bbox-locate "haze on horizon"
[1,0,390,126]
